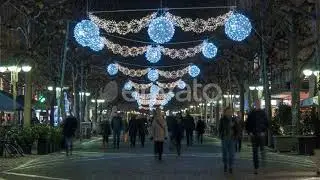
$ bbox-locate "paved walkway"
[0,137,319,180]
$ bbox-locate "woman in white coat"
[151,107,168,161]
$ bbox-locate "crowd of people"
[61,104,268,175]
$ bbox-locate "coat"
[246,109,268,135]
[111,116,123,132]
[128,118,138,136]
[184,115,195,130]
[63,116,78,138]
[196,120,206,134]
[219,116,239,140]
[152,116,168,142]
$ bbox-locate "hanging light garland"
[113,63,196,79]
[89,11,232,35]
[126,79,183,90]
[156,79,182,89]
[88,13,157,35]
[102,38,216,60]
[224,13,252,42]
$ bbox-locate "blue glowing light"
[148,16,175,44]
[124,81,133,91]
[177,80,186,89]
[131,91,139,100]
[74,20,100,47]
[168,91,175,98]
[202,41,218,59]
[145,46,162,63]
[148,69,159,82]
[89,36,104,51]
[107,64,118,76]
[150,84,160,95]
[189,65,200,78]
[225,13,252,42]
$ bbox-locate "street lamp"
[47,86,54,91]
[303,69,313,77]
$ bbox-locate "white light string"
[88,13,157,35]
[115,63,190,79]
[89,11,233,34]
[102,37,204,59]
[128,79,181,90]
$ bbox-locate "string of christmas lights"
[102,38,214,60]
[125,79,183,90]
[110,63,196,79]
[88,13,157,35]
[89,11,232,34]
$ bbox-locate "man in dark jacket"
[128,115,138,148]
[137,116,147,147]
[184,111,195,146]
[246,104,269,175]
[196,119,206,144]
[63,115,78,156]
[111,113,123,149]
[101,120,111,149]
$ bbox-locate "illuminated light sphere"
[89,36,104,51]
[202,41,218,59]
[225,13,252,42]
[131,91,139,100]
[147,69,159,82]
[177,80,186,89]
[107,64,118,76]
[148,16,175,44]
[188,65,200,78]
[145,46,162,63]
[168,91,175,98]
[74,20,100,47]
[124,81,133,91]
[150,84,160,95]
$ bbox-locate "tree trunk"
[289,12,300,135]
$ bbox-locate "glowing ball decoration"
[145,46,162,63]
[150,84,160,95]
[177,80,186,89]
[74,20,100,47]
[124,81,133,91]
[202,41,218,59]
[147,69,159,82]
[107,64,118,76]
[131,91,139,100]
[225,13,252,42]
[188,65,200,78]
[148,16,175,44]
[89,36,104,51]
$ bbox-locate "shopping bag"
[124,133,128,143]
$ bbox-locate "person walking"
[62,115,78,156]
[184,111,195,147]
[166,113,175,151]
[173,113,184,156]
[151,107,168,161]
[111,111,123,149]
[219,107,239,174]
[101,120,111,149]
[138,116,147,148]
[246,103,269,175]
[235,113,244,152]
[128,115,138,148]
[196,119,206,144]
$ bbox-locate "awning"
[301,96,318,107]
[0,90,23,111]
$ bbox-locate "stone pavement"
[0,136,319,180]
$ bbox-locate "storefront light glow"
[107,64,118,76]
[225,13,252,42]
[148,16,175,44]
[145,46,162,63]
